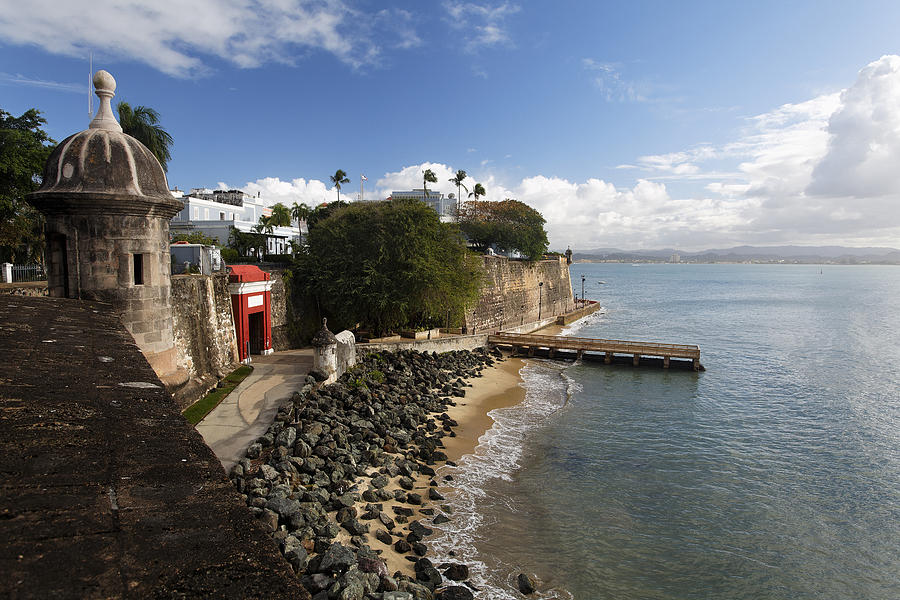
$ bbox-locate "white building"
[390,189,455,222]
[169,188,305,255]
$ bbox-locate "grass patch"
[182,365,254,425]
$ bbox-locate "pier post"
[604,351,613,364]
[633,354,641,367]
[548,348,555,358]
[693,358,700,371]
[663,356,670,369]
[528,347,535,357]
[576,349,583,361]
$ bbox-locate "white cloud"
[808,55,900,198]
[614,55,900,249]
[582,58,645,102]
[221,56,900,252]
[0,72,86,93]
[217,177,333,207]
[0,0,419,77]
[443,1,520,52]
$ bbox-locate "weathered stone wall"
[0,295,307,599]
[0,281,48,297]
[170,273,240,408]
[335,330,357,376]
[360,333,491,354]
[258,266,299,350]
[465,255,574,333]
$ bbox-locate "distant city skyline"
[2,1,900,251]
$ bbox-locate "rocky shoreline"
[229,347,535,600]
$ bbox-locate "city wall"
[170,273,240,408]
[465,255,574,333]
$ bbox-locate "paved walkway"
[196,348,313,473]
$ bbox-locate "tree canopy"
[0,107,54,263]
[171,231,220,246]
[305,200,348,230]
[294,197,482,335]
[458,198,549,260]
[116,102,173,172]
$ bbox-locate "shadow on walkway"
[196,348,313,473]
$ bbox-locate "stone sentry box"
[27,71,187,388]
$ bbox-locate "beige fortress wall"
[465,255,574,333]
[169,273,240,408]
[262,267,292,350]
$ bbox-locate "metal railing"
[2,263,47,283]
[489,332,701,359]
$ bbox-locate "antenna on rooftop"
[88,52,93,117]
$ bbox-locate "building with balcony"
[169,188,305,255]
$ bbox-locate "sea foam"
[428,360,574,599]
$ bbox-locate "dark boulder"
[442,563,469,581]
[517,573,537,595]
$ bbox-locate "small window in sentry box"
[133,253,144,285]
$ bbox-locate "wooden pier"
[488,332,703,371]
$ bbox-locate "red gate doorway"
[228,265,273,363]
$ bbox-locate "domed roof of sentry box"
[29,70,179,209]
[311,318,338,347]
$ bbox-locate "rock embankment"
[229,348,503,600]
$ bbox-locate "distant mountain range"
[574,245,900,265]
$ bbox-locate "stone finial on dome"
[89,70,123,133]
[311,318,338,347]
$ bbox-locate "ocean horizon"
[431,263,900,599]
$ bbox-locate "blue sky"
[3,1,900,251]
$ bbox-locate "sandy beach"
[339,353,529,578]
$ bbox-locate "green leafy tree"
[295,197,482,336]
[423,168,438,200]
[330,169,350,202]
[116,102,173,172]
[468,182,486,217]
[449,169,468,219]
[269,202,292,227]
[291,202,312,226]
[305,200,348,230]
[1,108,54,264]
[228,226,267,260]
[459,198,549,260]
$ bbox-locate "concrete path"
[196,348,313,473]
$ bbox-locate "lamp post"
[581,274,585,306]
[538,281,544,320]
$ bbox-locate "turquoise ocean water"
[430,264,900,599]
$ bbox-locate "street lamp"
[581,274,585,305]
[538,281,544,320]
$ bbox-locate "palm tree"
[330,169,350,202]
[423,169,438,200]
[291,202,312,226]
[116,101,173,172]
[449,169,468,220]
[268,203,292,228]
[253,215,274,234]
[468,182,486,218]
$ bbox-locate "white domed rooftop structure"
[31,70,177,204]
[26,70,186,390]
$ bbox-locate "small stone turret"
[311,318,338,383]
[27,70,186,388]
